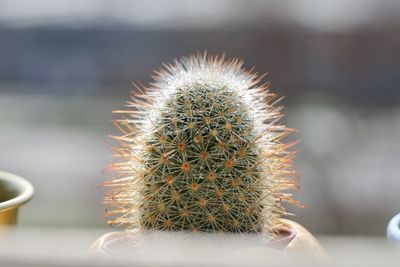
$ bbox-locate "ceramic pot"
[387,213,400,245]
[0,170,34,226]
[89,219,325,261]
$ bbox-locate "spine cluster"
[103,54,300,234]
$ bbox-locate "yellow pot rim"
[0,170,34,212]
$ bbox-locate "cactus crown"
[104,54,300,234]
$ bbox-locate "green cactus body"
[104,54,300,234]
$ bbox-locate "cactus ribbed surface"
[103,54,300,234]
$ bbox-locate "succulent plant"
[103,54,300,234]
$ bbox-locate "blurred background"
[0,0,399,236]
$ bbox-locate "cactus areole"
[104,54,301,234]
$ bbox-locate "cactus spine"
[104,54,300,234]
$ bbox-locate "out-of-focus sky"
[1,0,399,31]
[0,0,399,235]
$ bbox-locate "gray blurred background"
[0,0,399,235]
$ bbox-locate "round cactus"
[103,54,300,234]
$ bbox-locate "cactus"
[103,54,300,234]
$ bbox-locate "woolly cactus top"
[103,54,300,234]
